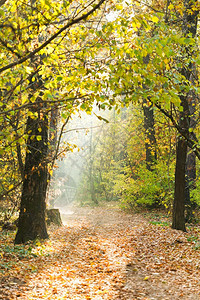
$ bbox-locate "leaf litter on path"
[1,206,200,299]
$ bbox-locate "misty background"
[47,106,114,214]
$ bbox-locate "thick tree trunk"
[172,85,190,231]
[172,0,198,231]
[142,100,157,171]
[172,136,187,231]
[15,105,49,244]
[172,94,189,231]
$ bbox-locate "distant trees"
[107,0,199,230]
[78,105,176,208]
[78,113,118,205]
[77,0,200,231]
[142,100,157,171]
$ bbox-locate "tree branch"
[0,0,107,74]
[0,0,6,7]
[0,181,22,200]
[0,38,21,58]
[155,103,200,160]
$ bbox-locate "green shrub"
[114,161,175,210]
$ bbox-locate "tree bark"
[15,102,49,244]
[46,208,62,226]
[172,134,187,231]
[142,100,157,171]
[172,91,190,232]
[172,0,198,231]
[185,150,196,219]
[185,92,197,222]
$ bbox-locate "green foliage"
[190,179,200,206]
[0,0,199,237]
[187,235,200,250]
[149,220,169,227]
[77,105,176,210]
[115,161,175,209]
[187,158,200,207]
[0,232,52,274]
[0,242,34,273]
[187,235,198,242]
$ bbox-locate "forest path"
[1,205,200,299]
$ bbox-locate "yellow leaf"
[36,136,42,141]
[152,16,159,23]
[116,4,123,10]
[25,66,33,74]
[168,4,174,10]
[166,64,170,70]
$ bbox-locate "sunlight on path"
[20,207,141,300]
[2,206,200,300]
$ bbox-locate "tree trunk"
[89,118,98,204]
[172,134,187,231]
[185,92,197,222]
[46,208,62,226]
[49,106,59,159]
[172,0,198,231]
[142,100,157,171]
[15,103,49,244]
[46,106,59,208]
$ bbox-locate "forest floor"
[1,203,200,299]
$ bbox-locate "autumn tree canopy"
[0,0,199,242]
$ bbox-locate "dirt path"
[1,205,200,299]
